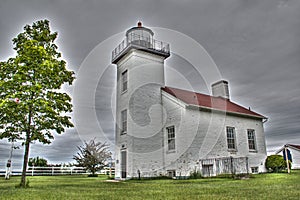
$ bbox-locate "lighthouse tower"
[112,22,170,179]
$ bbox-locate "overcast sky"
[0,0,299,168]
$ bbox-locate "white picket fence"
[0,166,86,176]
[0,166,115,176]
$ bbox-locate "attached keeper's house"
[112,22,268,179]
[276,144,300,169]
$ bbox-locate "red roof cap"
[137,21,142,27]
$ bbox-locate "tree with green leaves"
[0,19,74,187]
[73,139,111,177]
[265,155,287,173]
[28,156,48,167]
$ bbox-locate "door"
[121,151,127,179]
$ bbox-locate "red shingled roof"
[162,86,265,118]
[287,144,300,151]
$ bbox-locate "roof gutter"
[187,104,267,120]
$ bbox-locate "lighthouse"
[112,21,268,180]
[112,22,170,179]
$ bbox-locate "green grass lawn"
[0,171,299,200]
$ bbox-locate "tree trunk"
[20,104,32,187]
[20,133,30,187]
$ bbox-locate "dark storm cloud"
[29,129,82,161]
[0,0,299,166]
[0,129,82,169]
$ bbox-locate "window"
[251,167,258,174]
[226,127,236,150]
[121,150,127,179]
[121,70,128,92]
[202,164,214,177]
[247,129,256,151]
[167,126,175,151]
[167,170,176,178]
[121,109,127,134]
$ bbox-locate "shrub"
[189,170,202,179]
[265,155,287,173]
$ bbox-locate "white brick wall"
[162,93,267,176]
[115,49,166,179]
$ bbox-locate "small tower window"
[167,126,175,151]
[121,70,128,92]
[121,109,127,134]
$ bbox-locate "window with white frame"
[167,126,175,151]
[251,167,258,174]
[247,129,256,151]
[226,126,236,150]
[121,70,128,92]
[121,109,127,134]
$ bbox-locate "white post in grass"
[284,146,290,174]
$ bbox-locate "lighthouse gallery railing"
[112,33,170,62]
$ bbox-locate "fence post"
[32,165,34,176]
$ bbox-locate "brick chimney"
[212,80,230,100]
